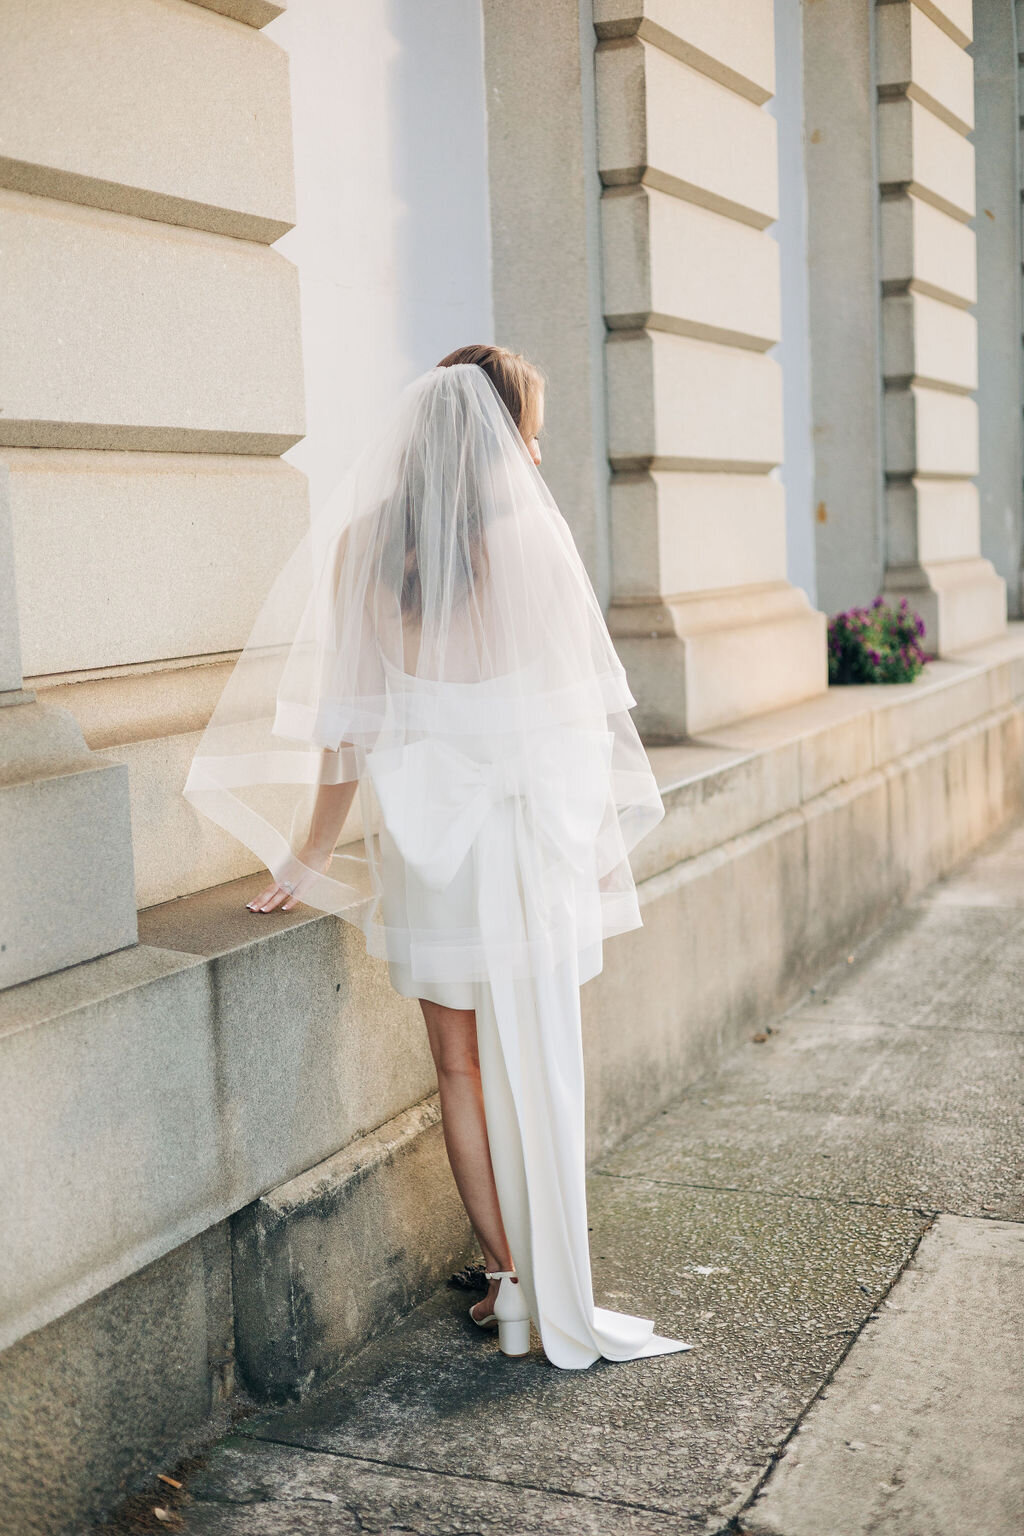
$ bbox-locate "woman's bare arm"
[247,745,359,913]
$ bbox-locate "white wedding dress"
[370,665,692,1369]
[182,362,692,1370]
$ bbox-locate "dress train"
[473,954,692,1369]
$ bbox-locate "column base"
[0,696,137,988]
[883,557,1007,657]
[608,581,828,740]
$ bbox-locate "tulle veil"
[182,361,664,990]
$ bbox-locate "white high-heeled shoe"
[468,1268,531,1357]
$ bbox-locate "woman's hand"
[245,842,334,914]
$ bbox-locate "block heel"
[497,1316,531,1356]
[470,1267,532,1357]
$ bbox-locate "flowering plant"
[827,596,928,684]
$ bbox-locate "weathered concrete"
[0,1225,236,1536]
[111,810,1024,1536]
[230,1097,477,1403]
[744,1217,1024,1536]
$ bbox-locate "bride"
[183,344,691,1369]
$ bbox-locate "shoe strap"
[484,1268,517,1279]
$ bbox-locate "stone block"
[231,1098,475,1401]
[583,812,812,1157]
[610,470,787,598]
[881,291,978,390]
[637,738,802,881]
[115,715,372,910]
[7,450,309,676]
[0,699,137,989]
[592,0,775,104]
[886,477,981,565]
[900,0,973,48]
[191,0,284,25]
[0,0,294,240]
[601,185,780,346]
[606,330,783,470]
[610,582,828,738]
[880,195,976,304]
[878,99,975,220]
[0,900,437,1353]
[877,1,974,133]
[596,38,778,227]
[0,190,305,453]
[884,557,1007,655]
[0,1224,235,1536]
[884,385,978,477]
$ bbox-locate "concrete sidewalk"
[99,819,1024,1535]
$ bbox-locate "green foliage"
[828,596,928,685]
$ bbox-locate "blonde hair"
[435,343,545,442]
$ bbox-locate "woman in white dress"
[183,346,691,1369]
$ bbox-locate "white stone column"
[876,0,1007,650]
[0,0,307,979]
[802,0,888,617]
[971,0,1024,616]
[593,0,827,740]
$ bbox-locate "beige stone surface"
[880,195,976,304]
[0,462,22,693]
[0,908,437,1353]
[481,0,611,594]
[884,385,978,477]
[876,0,975,132]
[611,584,828,737]
[606,330,783,470]
[0,0,294,241]
[0,698,138,988]
[881,290,978,390]
[602,185,780,346]
[610,471,787,598]
[7,451,309,678]
[186,0,284,25]
[884,557,1008,656]
[0,190,304,453]
[909,0,973,48]
[111,724,369,912]
[886,477,981,565]
[596,39,778,227]
[878,100,975,220]
[592,0,775,103]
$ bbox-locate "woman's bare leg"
[419,998,515,1320]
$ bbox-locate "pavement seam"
[591,1167,980,1216]
[776,1015,1024,1037]
[718,1213,940,1536]
[221,1430,702,1524]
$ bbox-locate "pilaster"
[876,0,1007,650]
[593,1,827,739]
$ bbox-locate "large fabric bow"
[366,728,614,891]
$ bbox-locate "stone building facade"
[2,2,1024,1529]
